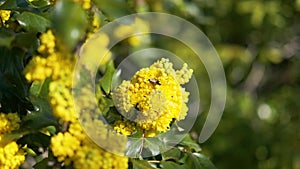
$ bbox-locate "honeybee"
[149,78,160,85]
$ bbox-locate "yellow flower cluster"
[74,0,91,9]
[49,80,77,122]
[114,120,136,136]
[25,30,128,168]
[151,58,193,85]
[51,119,128,169]
[38,30,56,55]
[0,113,20,134]
[86,13,101,39]
[0,113,25,169]
[24,53,75,83]
[113,58,193,137]
[73,85,128,154]
[24,30,75,84]
[0,10,11,25]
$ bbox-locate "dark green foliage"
[0,47,34,116]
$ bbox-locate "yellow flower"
[0,10,11,25]
[73,142,128,169]
[49,79,77,122]
[0,141,25,169]
[0,113,25,169]
[51,132,80,163]
[114,120,136,136]
[38,30,56,55]
[25,28,128,168]
[113,58,193,137]
[0,113,20,134]
[51,120,128,169]
[24,30,75,83]
[74,0,91,9]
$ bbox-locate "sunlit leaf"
[29,77,51,98]
[99,60,115,94]
[126,137,143,158]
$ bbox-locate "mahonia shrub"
[0,0,217,168]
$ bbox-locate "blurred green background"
[135,0,300,168]
[52,0,300,168]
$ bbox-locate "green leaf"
[160,161,185,169]
[14,31,38,49]
[0,28,15,47]
[99,60,116,94]
[29,77,51,98]
[18,132,51,149]
[0,0,19,10]
[92,0,131,19]
[45,125,56,135]
[186,153,202,169]
[21,95,58,131]
[0,47,34,115]
[52,0,87,51]
[179,134,201,152]
[144,137,161,156]
[104,108,122,123]
[162,148,182,161]
[194,153,217,169]
[15,11,50,32]
[96,84,114,115]
[131,160,156,169]
[185,153,217,169]
[22,78,58,131]
[126,137,143,158]
[29,0,50,8]
[33,158,51,169]
[0,131,27,146]
[0,0,48,11]
[0,28,38,49]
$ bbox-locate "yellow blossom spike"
[0,113,25,169]
[113,58,193,137]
